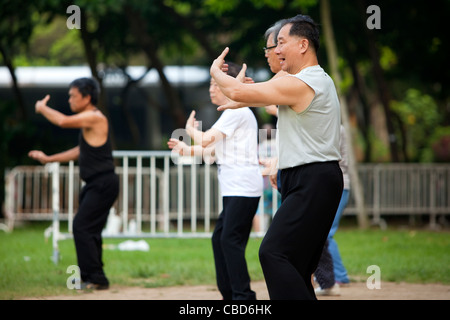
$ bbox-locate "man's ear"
[298,38,309,53]
[84,94,93,105]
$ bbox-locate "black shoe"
[80,281,109,290]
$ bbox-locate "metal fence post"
[68,160,74,233]
[48,162,60,264]
[150,156,156,234]
[136,155,142,234]
[122,156,129,234]
[204,163,211,232]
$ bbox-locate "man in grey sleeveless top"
[211,15,343,299]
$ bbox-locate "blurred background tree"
[1,0,449,217]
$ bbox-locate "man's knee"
[72,216,82,233]
[211,228,221,248]
[220,234,237,251]
[72,214,90,235]
[259,240,272,266]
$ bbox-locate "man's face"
[275,23,301,73]
[68,87,91,113]
[265,33,281,74]
[209,79,228,107]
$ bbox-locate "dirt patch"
[24,280,450,300]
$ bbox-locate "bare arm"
[185,110,209,147]
[211,69,304,107]
[28,146,80,164]
[35,95,101,129]
[167,139,216,162]
[167,139,201,156]
[264,105,278,116]
[185,110,225,148]
[211,48,314,112]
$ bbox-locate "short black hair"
[69,77,100,106]
[225,61,245,78]
[285,14,320,52]
[264,19,287,45]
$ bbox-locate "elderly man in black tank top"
[29,77,118,290]
[210,15,343,300]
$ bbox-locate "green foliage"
[428,126,450,162]
[13,16,85,66]
[379,46,398,71]
[391,89,441,162]
[337,56,353,95]
[204,0,240,15]
[1,0,449,164]
[356,127,391,162]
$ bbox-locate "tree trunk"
[158,2,217,60]
[79,11,116,150]
[321,0,369,229]
[0,45,26,121]
[125,6,186,129]
[345,40,372,162]
[357,1,401,162]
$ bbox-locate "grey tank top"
[276,65,341,169]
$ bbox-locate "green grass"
[336,228,450,284]
[0,222,449,299]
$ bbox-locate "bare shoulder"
[87,109,108,124]
[92,108,107,119]
[271,75,315,113]
[79,108,108,131]
[270,74,312,94]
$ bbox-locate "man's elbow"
[56,119,68,128]
[201,139,212,148]
[57,118,74,128]
[227,88,243,102]
[201,135,218,148]
[220,82,243,101]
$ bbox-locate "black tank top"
[79,131,115,182]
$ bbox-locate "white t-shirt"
[212,108,263,197]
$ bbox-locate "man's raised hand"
[210,47,229,76]
[35,95,50,114]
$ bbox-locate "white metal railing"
[344,163,450,228]
[4,157,450,235]
[5,155,450,263]
[3,150,276,237]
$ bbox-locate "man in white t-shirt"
[168,62,263,300]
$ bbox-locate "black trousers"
[314,240,335,289]
[259,161,343,300]
[73,172,119,285]
[212,196,260,300]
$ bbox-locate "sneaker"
[315,284,340,296]
[336,280,350,287]
[80,281,109,291]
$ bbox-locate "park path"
[25,280,450,300]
